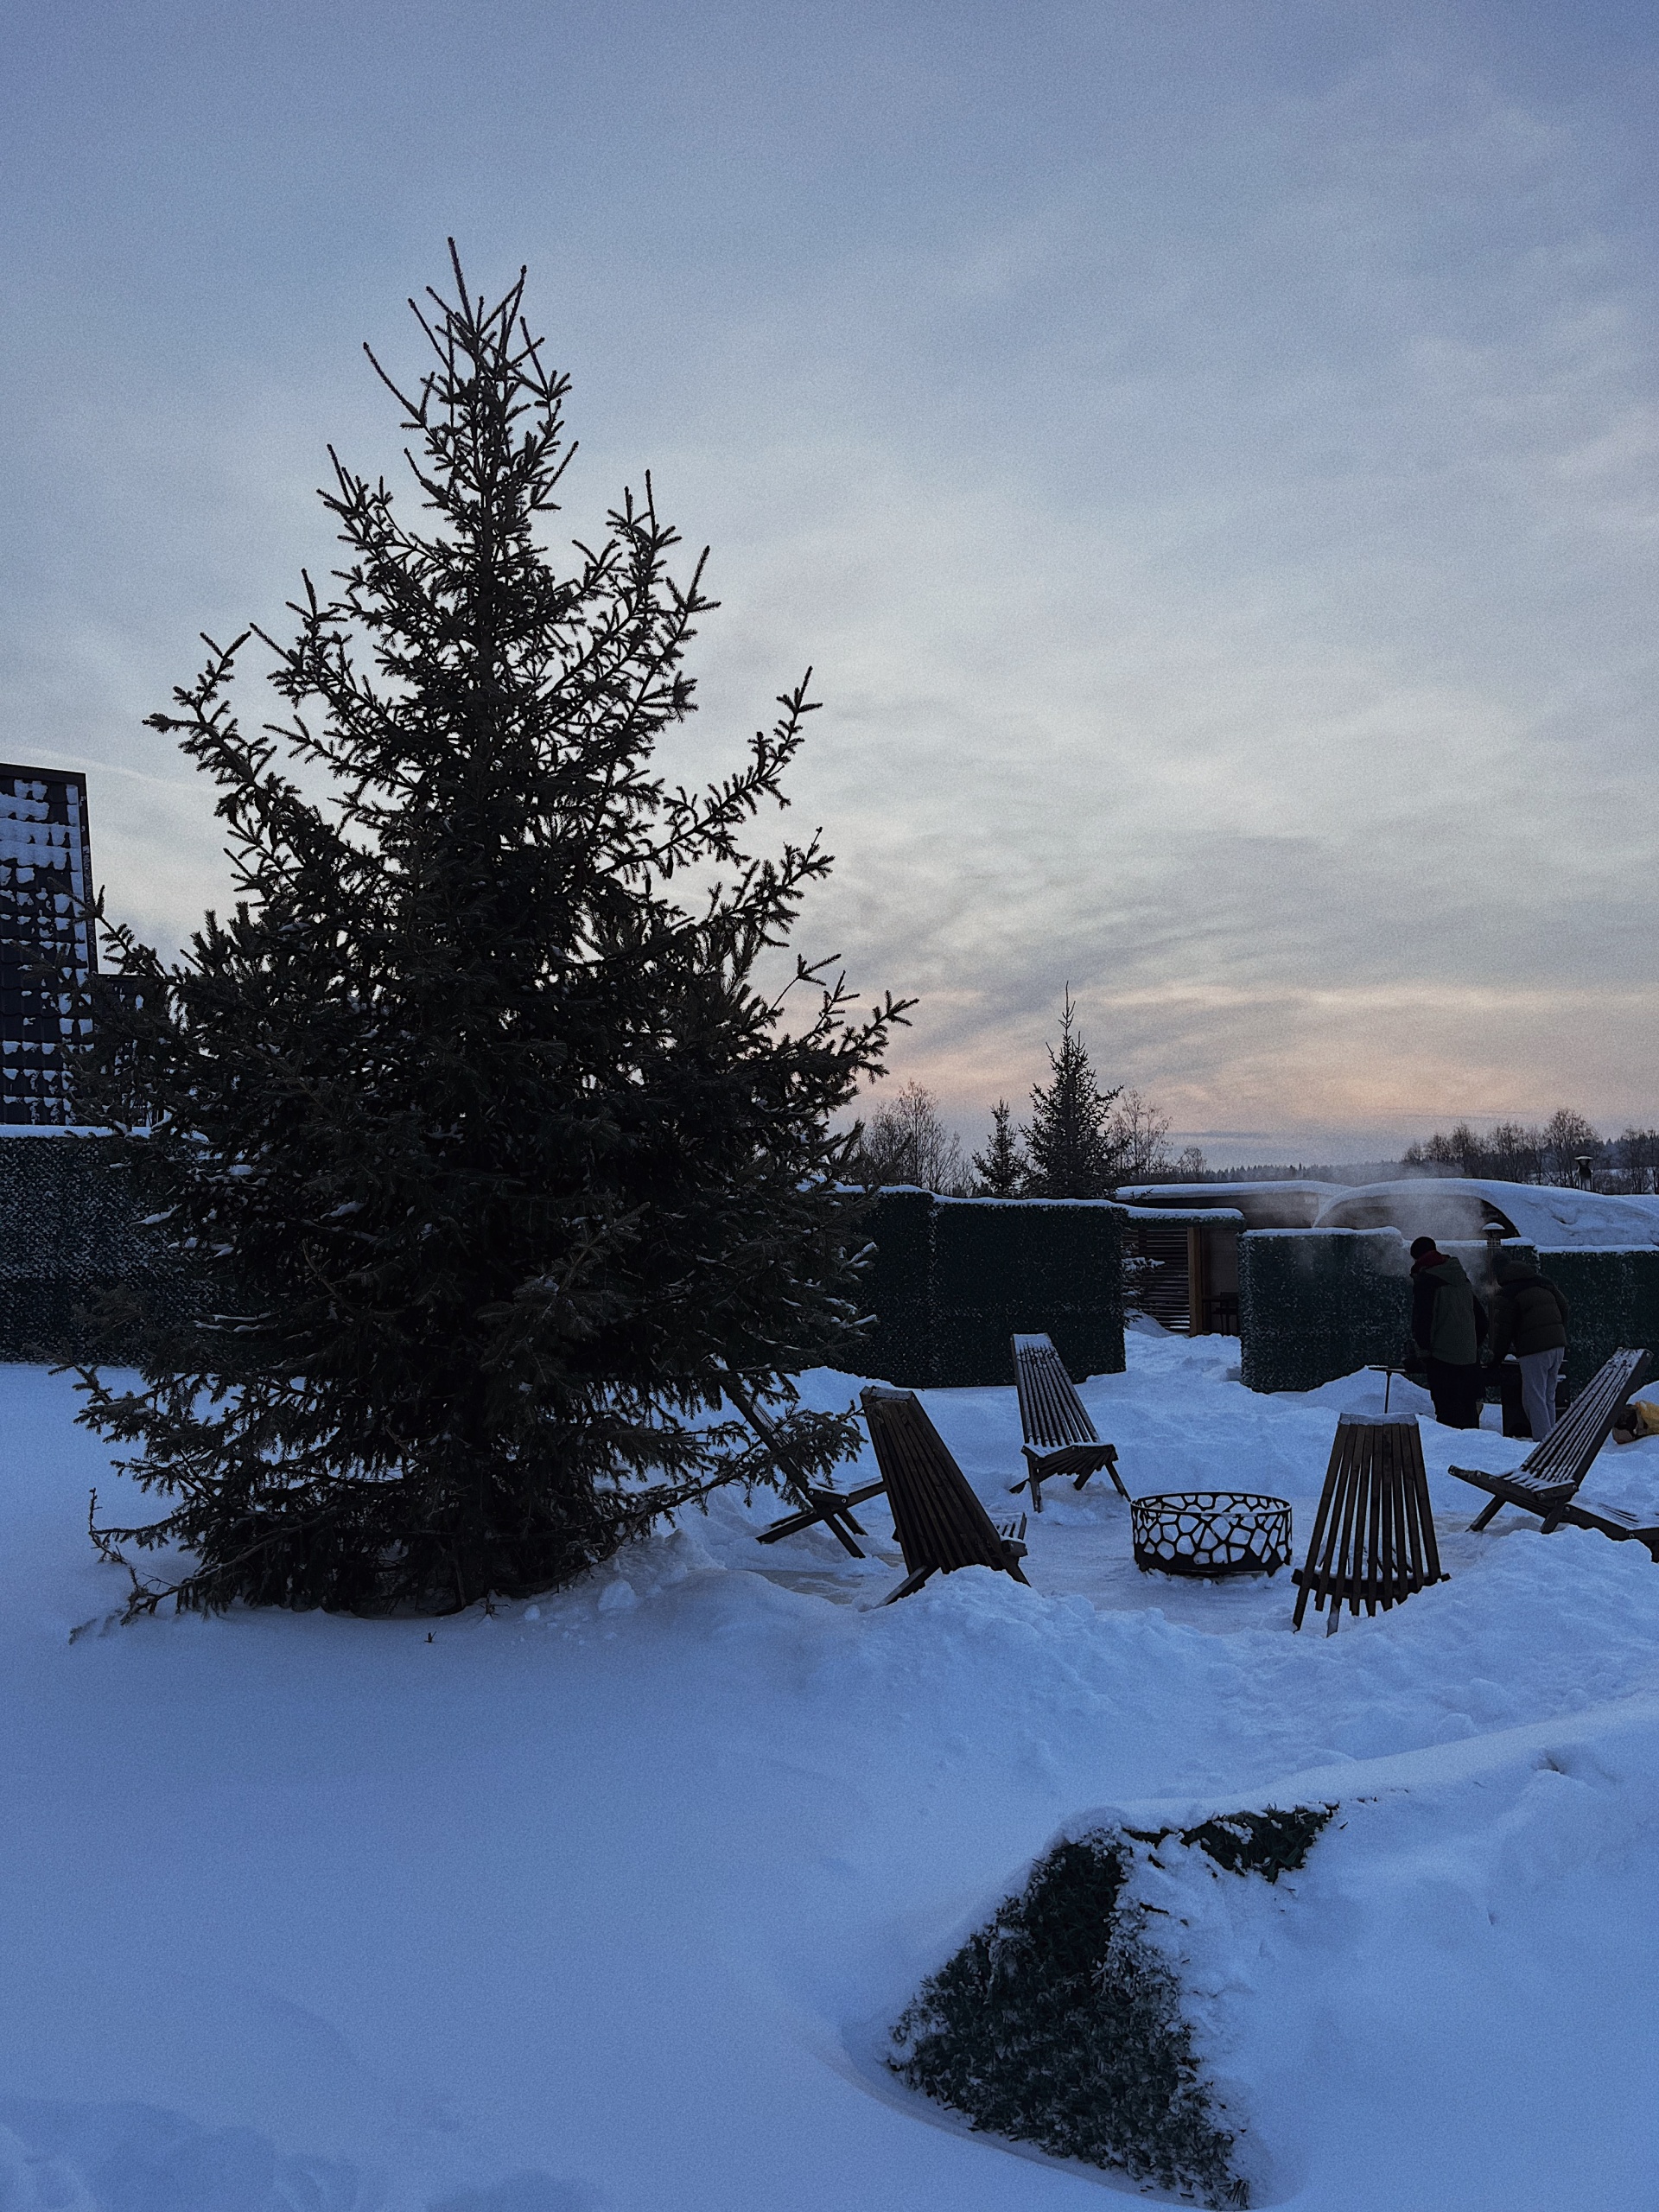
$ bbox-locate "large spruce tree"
[79,249,903,1617]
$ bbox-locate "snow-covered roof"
[1310,1179,1659,1250]
[928,1191,1123,1210]
[1118,1176,1659,1249]
[1116,1181,1343,1229]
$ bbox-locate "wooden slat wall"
[1128,1222,1192,1332]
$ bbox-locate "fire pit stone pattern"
[1130,1490,1292,1579]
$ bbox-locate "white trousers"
[1518,1346,1564,1443]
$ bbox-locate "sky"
[3,1,1657,1165]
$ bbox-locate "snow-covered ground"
[6,1329,1659,2210]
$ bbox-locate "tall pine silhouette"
[1023,991,1121,1198]
[79,248,904,1617]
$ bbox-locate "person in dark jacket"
[1486,1255,1569,1443]
[1409,1236,1488,1429]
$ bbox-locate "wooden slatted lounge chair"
[756,1478,887,1558]
[1010,1332,1128,1510]
[1293,1414,1447,1634]
[1448,1347,1658,1559]
[1557,1491,1659,1560]
[725,1365,886,1558]
[860,1384,1029,1603]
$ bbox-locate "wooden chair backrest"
[1512,1348,1650,1500]
[1012,1333,1100,1450]
[861,1385,1014,1575]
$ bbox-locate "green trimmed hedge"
[1238,1230,1408,1394]
[1239,1232,1546,1395]
[858,1187,935,1388]
[0,1148,1130,1389]
[0,1134,190,1363]
[1535,1248,1659,1396]
[860,1191,1125,1389]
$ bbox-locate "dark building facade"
[0,765,95,1124]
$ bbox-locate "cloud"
[646,48,1659,1150]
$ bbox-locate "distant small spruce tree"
[971,1098,1027,1197]
[1023,989,1121,1199]
[77,247,905,1617]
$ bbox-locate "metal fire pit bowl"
[1131,1491,1292,1579]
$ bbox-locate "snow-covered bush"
[890,1809,1332,2203]
[890,1828,1241,2204]
[1165,1805,1333,1884]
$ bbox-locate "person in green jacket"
[1486,1255,1569,1443]
[1408,1236,1488,1429]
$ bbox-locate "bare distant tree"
[1484,1121,1545,1184]
[1446,1122,1483,1172]
[1616,1128,1659,1193]
[853,1079,967,1192]
[1106,1088,1173,1184]
[1403,1122,1485,1174]
[1403,1112,1605,1185]
[1541,1108,1603,1185]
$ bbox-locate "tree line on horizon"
[1402,1112,1659,1192]
[850,990,1205,1199]
[855,1062,1659,1203]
